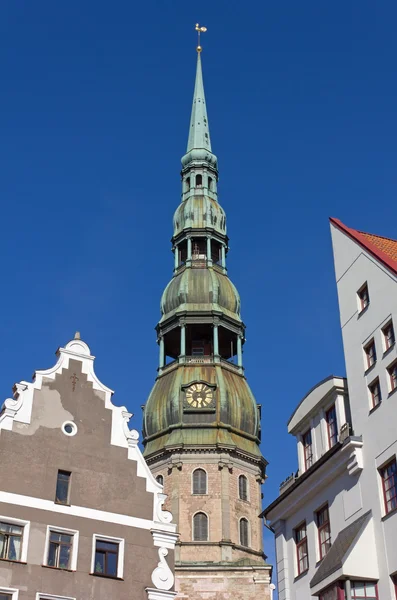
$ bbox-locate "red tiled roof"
[330,218,397,275]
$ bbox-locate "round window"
[62,421,77,436]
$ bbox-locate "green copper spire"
[187,52,212,152]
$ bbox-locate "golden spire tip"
[195,23,207,52]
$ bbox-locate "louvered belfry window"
[193,512,208,541]
[239,518,249,547]
[192,469,207,495]
[239,475,248,501]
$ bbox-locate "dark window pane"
[239,476,248,501]
[55,471,71,504]
[96,541,118,552]
[193,469,207,494]
[240,519,249,546]
[0,594,13,600]
[193,512,208,541]
[59,544,71,569]
[107,551,118,576]
[0,534,6,559]
[94,551,106,574]
[60,534,72,544]
[48,542,57,567]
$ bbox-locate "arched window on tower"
[196,174,202,188]
[156,474,164,486]
[192,468,207,495]
[239,518,249,547]
[208,176,213,191]
[238,475,248,501]
[193,512,208,541]
[185,177,190,192]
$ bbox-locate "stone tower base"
[175,564,273,600]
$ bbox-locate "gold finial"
[74,331,81,340]
[195,23,207,53]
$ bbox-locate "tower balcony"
[158,322,244,377]
[159,353,243,376]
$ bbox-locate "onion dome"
[143,364,261,459]
[160,268,241,321]
[173,195,226,238]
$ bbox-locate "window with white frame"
[0,516,30,563]
[357,283,370,312]
[0,588,19,600]
[294,522,308,575]
[36,595,76,600]
[302,429,313,470]
[351,581,378,599]
[326,405,338,448]
[383,321,395,351]
[44,526,79,571]
[364,340,377,370]
[91,534,124,579]
[388,361,397,393]
[316,504,331,559]
[369,378,382,408]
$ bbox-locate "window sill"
[0,558,26,565]
[42,564,74,572]
[383,343,395,358]
[192,493,208,497]
[381,506,397,521]
[358,305,370,319]
[388,387,397,399]
[294,570,309,582]
[369,402,382,415]
[364,363,376,377]
[90,573,123,581]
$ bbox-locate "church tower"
[142,39,272,600]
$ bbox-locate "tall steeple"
[186,52,212,153]
[142,30,272,600]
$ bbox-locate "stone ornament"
[151,547,174,591]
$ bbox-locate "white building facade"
[264,218,397,600]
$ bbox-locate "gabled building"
[141,44,273,600]
[0,334,178,600]
[264,219,397,600]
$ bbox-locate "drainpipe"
[270,583,276,600]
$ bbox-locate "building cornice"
[263,436,363,521]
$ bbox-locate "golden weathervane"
[195,23,207,53]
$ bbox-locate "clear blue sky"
[1,0,397,578]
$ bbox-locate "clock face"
[185,383,214,408]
